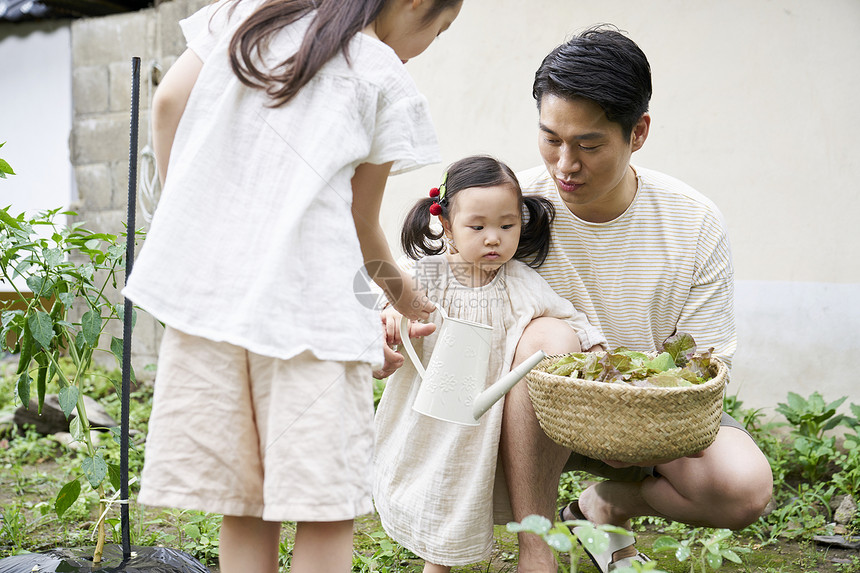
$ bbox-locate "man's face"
[538,94,648,222]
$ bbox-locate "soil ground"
[1,457,858,572]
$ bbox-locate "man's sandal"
[558,500,652,573]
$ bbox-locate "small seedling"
[508,514,669,573]
[652,528,748,573]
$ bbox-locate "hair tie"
[428,173,448,216]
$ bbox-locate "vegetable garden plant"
[1,146,142,563]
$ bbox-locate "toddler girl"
[123,0,462,571]
[373,155,605,571]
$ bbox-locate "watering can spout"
[472,350,547,420]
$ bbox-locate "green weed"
[352,528,415,572]
[652,528,749,573]
[157,509,222,566]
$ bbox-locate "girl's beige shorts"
[138,326,375,522]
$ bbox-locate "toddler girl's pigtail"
[515,196,555,268]
[401,197,445,260]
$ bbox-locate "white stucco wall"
[381,0,860,414]
[0,21,73,210]
[0,20,73,293]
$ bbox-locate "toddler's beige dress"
[373,254,605,565]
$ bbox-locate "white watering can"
[400,307,546,426]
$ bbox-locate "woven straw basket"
[526,353,728,463]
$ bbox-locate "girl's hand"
[381,306,404,346]
[373,308,437,379]
[381,306,439,346]
[392,270,435,321]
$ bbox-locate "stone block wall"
[69,0,208,376]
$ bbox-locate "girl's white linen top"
[123,0,440,368]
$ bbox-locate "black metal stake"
[122,56,141,560]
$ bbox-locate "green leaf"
[75,330,86,354]
[110,335,123,362]
[786,392,806,413]
[107,463,122,491]
[80,263,95,281]
[675,545,691,562]
[58,385,79,418]
[0,207,22,229]
[721,548,743,564]
[184,524,201,539]
[0,158,14,176]
[17,371,31,407]
[55,479,81,517]
[81,310,101,347]
[115,303,137,329]
[651,536,682,552]
[574,523,610,557]
[44,248,63,267]
[27,310,54,349]
[26,275,50,297]
[646,352,675,373]
[110,341,136,384]
[58,291,75,309]
[107,244,125,259]
[69,415,84,442]
[507,515,552,535]
[542,532,573,553]
[109,425,122,446]
[705,550,723,569]
[580,353,602,380]
[81,453,108,488]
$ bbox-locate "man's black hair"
[533,25,652,138]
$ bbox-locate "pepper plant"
[0,142,15,178]
[0,202,141,562]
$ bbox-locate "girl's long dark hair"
[401,155,555,268]
[228,0,459,106]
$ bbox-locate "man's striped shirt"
[520,165,737,368]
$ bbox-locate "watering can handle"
[398,306,446,378]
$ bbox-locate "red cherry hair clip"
[428,186,442,215]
